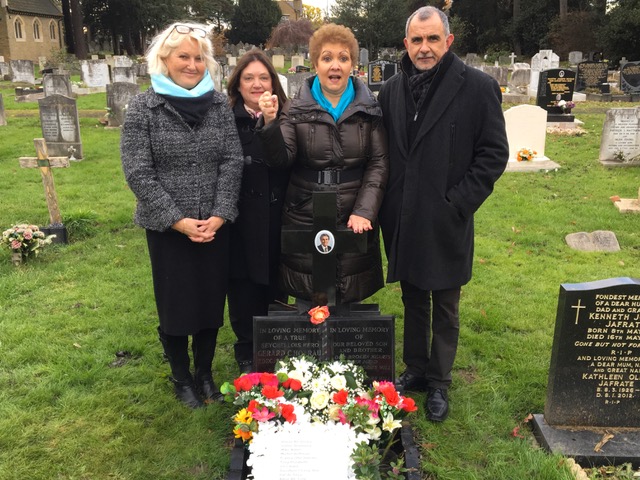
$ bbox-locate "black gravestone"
[295,65,310,73]
[536,68,577,122]
[367,60,398,92]
[576,61,609,93]
[620,61,640,94]
[532,278,640,468]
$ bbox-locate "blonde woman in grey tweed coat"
[121,22,243,409]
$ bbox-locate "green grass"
[1,81,639,479]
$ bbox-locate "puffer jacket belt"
[295,166,364,185]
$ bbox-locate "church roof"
[7,0,63,18]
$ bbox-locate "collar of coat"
[287,75,382,122]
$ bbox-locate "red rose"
[279,403,297,423]
[401,396,418,412]
[260,372,279,386]
[333,389,348,405]
[234,375,254,392]
[284,378,302,391]
[261,384,284,399]
[308,306,330,325]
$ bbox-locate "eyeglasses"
[173,24,207,39]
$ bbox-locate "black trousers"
[400,281,461,389]
[158,327,219,382]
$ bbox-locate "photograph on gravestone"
[38,95,84,159]
[536,69,577,122]
[576,61,609,93]
[599,107,640,166]
[532,278,640,467]
[620,61,640,94]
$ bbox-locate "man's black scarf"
[406,50,454,114]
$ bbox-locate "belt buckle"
[318,170,338,184]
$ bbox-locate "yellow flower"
[381,413,402,432]
[234,408,253,424]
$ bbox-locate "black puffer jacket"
[260,76,389,304]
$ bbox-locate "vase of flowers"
[2,224,56,264]
[554,99,575,114]
[222,355,417,480]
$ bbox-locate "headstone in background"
[588,51,603,62]
[508,63,531,95]
[291,55,304,69]
[599,107,640,166]
[286,72,313,98]
[536,68,577,121]
[464,53,481,66]
[479,65,508,86]
[106,82,139,127]
[0,60,9,79]
[295,65,310,73]
[613,187,640,214]
[238,48,247,57]
[272,54,285,69]
[135,62,148,78]
[10,59,35,84]
[14,86,44,102]
[0,94,6,126]
[38,56,48,70]
[576,61,609,93]
[367,60,398,92]
[503,104,560,172]
[498,55,511,66]
[565,231,621,252]
[80,59,110,87]
[42,73,72,97]
[620,61,640,94]
[277,74,288,98]
[228,56,237,67]
[359,48,369,67]
[38,94,83,159]
[529,50,560,96]
[532,278,640,467]
[568,51,584,65]
[113,55,133,68]
[112,66,136,84]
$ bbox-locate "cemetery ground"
[1,78,639,480]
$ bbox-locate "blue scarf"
[310,76,355,122]
[150,70,214,97]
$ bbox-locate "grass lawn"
[0,80,639,479]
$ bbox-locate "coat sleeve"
[351,116,389,222]
[257,100,298,169]
[210,103,244,222]
[445,77,508,219]
[120,94,183,230]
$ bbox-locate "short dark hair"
[226,49,287,109]
[405,6,450,38]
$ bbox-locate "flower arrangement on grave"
[221,354,417,479]
[516,147,537,162]
[2,224,55,263]
[554,99,575,113]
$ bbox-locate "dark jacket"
[229,100,291,285]
[121,88,243,231]
[260,76,389,303]
[378,52,508,291]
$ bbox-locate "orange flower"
[261,384,284,399]
[332,389,348,405]
[233,424,253,441]
[279,403,297,423]
[401,396,418,412]
[308,305,330,325]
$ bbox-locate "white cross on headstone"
[509,52,517,65]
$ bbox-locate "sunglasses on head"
[173,24,207,38]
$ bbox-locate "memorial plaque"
[545,278,640,427]
[38,94,83,159]
[106,82,139,127]
[620,61,640,94]
[253,312,395,381]
[576,61,608,93]
[367,60,398,92]
[599,107,640,165]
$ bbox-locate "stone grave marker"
[565,231,621,252]
[286,72,313,98]
[0,94,6,126]
[359,47,369,67]
[291,55,304,69]
[613,187,640,214]
[38,94,83,159]
[272,54,285,69]
[479,65,508,86]
[620,61,640,94]
[18,138,70,243]
[42,73,72,97]
[228,56,237,67]
[106,82,139,127]
[568,51,583,65]
[588,51,604,62]
[367,60,398,92]
[0,60,9,79]
[529,50,560,96]
[536,68,577,121]
[135,62,148,78]
[38,56,47,69]
[253,191,394,381]
[532,278,640,467]
[576,61,609,93]
[464,53,481,66]
[295,65,310,73]
[277,74,288,98]
[112,66,136,84]
[599,107,640,166]
[503,105,560,172]
[113,55,133,68]
[10,59,35,84]
[508,63,531,95]
[80,59,110,87]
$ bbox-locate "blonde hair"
[146,22,219,80]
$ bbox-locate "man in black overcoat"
[378,6,509,422]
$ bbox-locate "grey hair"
[146,22,219,80]
[405,6,450,38]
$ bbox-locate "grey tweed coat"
[121,88,244,232]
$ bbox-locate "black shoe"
[426,388,449,422]
[195,375,224,404]
[394,371,428,393]
[172,378,204,409]
[238,361,253,374]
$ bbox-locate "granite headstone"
[80,59,110,87]
[38,94,83,159]
[620,61,640,94]
[599,107,640,166]
[42,73,72,97]
[576,61,609,93]
[10,59,35,84]
[367,60,398,92]
[106,82,139,127]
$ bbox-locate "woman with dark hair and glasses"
[225,49,289,374]
[121,22,243,408]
